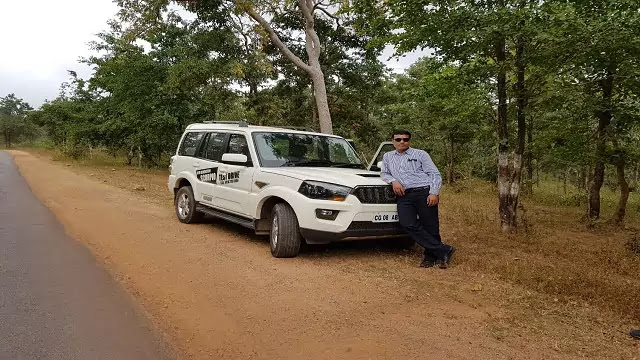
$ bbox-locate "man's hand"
[427,194,439,206]
[391,181,405,196]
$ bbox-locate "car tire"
[175,186,204,224]
[270,203,302,258]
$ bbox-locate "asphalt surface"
[0,152,174,360]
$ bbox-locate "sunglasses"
[393,138,410,143]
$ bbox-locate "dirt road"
[8,151,638,360]
[0,151,173,360]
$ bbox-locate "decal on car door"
[196,167,218,183]
[218,170,240,185]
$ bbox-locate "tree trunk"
[495,30,513,232]
[525,115,534,194]
[614,153,629,224]
[310,85,318,128]
[247,82,261,125]
[126,145,134,166]
[497,26,527,233]
[246,0,333,134]
[447,134,455,185]
[302,0,332,134]
[588,68,615,220]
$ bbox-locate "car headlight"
[298,181,352,201]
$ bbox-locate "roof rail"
[274,126,315,132]
[201,120,249,127]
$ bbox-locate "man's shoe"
[439,246,456,269]
[420,257,437,268]
[631,329,640,340]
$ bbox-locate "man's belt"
[404,186,430,194]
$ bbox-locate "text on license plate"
[372,212,399,223]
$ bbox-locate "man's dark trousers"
[397,187,450,260]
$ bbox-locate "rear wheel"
[175,186,204,224]
[270,203,302,258]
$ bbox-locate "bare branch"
[313,0,330,9]
[316,6,340,27]
[245,7,312,74]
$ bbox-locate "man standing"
[381,130,456,268]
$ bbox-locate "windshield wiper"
[331,163,365,169]
[281,159,334,167]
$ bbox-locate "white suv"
[168,122,405,257]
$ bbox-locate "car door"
[214,133,256,216]
[193,132,227,206]
[367,141,395,171]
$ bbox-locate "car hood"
[261,167,386,187]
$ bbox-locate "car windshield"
[253,132,364,168]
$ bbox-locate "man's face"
[392,134,411,151]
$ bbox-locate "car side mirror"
[221,153,248,164]
[377,161,383,170]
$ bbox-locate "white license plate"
[372,212,399,223]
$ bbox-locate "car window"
[178,132,205,157]
[227,134,250,157]
[202,132,227,161]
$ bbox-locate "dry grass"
[22,148,640,325]
[442,178,640,322]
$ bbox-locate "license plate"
[372,212,399,223]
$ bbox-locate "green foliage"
[0,94,36,147]
[8,0,640,224]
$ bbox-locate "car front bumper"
[300,221,407,244]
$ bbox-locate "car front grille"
[352,186,397,204]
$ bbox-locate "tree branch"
[299,0,321,53]
[245,7,312,74]
[316,6,340,27]
[313,0,330,10]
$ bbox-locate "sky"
[0,0,426,109]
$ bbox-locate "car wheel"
[270,203,302,258]
[175,186,204,224]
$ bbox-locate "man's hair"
[391,129,412,139]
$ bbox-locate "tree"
[351,0,545,232]
[378,58,493,184]
[0,94,34,147]
[543,0,640,220]
[119,0,354,134]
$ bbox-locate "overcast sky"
[0,0,425,109]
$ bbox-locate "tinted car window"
[178,132,204,157]
[202,132,227,161]
[227,134,250,157]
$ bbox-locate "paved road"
[0,152,174,360]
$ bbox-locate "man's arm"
[380,154,396,184]
[381,154,405,196]
[420,151,442,195]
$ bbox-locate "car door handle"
[192,163,200,168]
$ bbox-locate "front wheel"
[270,203,302,258]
